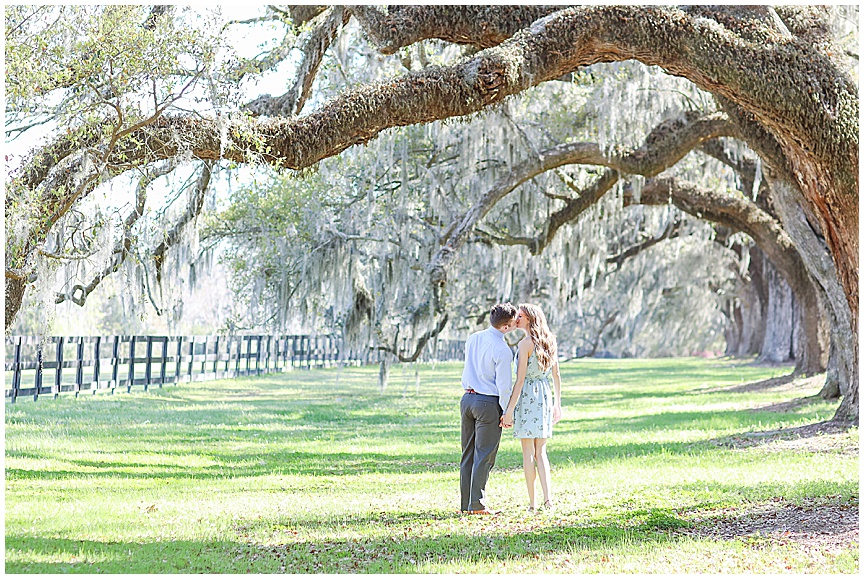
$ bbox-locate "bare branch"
[143,5,173,30]
[244,7,348,117]
[55,159,178,306]
[426,112,733,310]
[573,311,619,359]
[152,161,215,284]
[605,219,681,270]
[373,314,449,363]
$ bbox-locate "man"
[460,302,518,514]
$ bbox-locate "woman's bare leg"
[520,438,537,509]
[534,438,552,507]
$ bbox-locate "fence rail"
[4,335,465,402]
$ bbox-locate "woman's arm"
[551,360,562,424]
[502,339,533,427]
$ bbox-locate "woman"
[502,303,562,512]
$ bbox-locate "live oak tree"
[5,6,857,422]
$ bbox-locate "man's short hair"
[489,302,517,329]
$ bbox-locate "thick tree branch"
[283,5,328,29]
[349,5,561,55]
[349,5,858,318]
[20,6,855,218]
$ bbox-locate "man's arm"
[502,339,533,426]
[493,346,513,411]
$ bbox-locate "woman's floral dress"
[512,349,554,439]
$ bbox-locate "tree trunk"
[5,276,27,332]
[738,247,768,356]
[821,339,843,400]
[758,257,795,364]
[769,179,857,422]
[723,300,742,356]
[378,356,392,392]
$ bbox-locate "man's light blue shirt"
[461,326,513,411]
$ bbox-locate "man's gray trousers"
[460,392,503,512]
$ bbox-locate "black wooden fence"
[4,335,466,402]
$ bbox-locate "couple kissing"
[460,302,563,515]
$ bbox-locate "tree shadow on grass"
[750,395,825,414]
[697,373,797,393]
[706,418,855,451]
[4,517,678,574]
[233,507,695,573]
[564,407,794,437]
[4,448,463,482]
[7,486,858,574]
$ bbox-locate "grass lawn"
[4,357,859,573]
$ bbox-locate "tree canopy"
[4,5,858,422]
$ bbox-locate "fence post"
[322,336,327,368]
[92,336,101,394]
[34,343,43,401]
[256,336,262,375]
[265,335,272,373]
[235,337,242,376]
[127,336,136,393]
[54,337,64,399]
[243,336,252,376]
[226,337,233,377]
[282,336,294,370]
[144,336,153,391]
[159,337,167,387]
[74,337,84,398]
[202,336,209,378]
[10,337,22,403]
[175,337,183,384]
[111,336,119,394]
[188,337,195,381]
[213,336,220,378]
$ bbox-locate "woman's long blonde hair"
[518,303,557,371]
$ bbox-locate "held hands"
[500,409,515,428]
